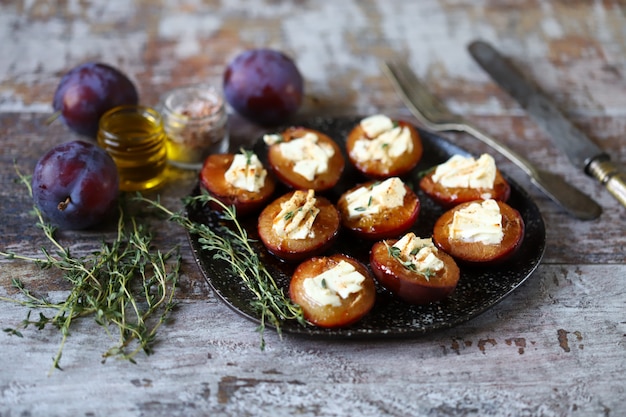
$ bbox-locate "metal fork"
[381,60,602,220]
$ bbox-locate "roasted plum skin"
[432,200,525,264]
[199,153,276,217]
[346,120,423,179]
[419,168,511,207]
[31,140,120,230]
[53,62,138,137]
[370,240,460,304]
[336,181,420,240]
[289,254,376,328]
[257,191,340,262]
[266,127,345,192]
[223,49,303,126]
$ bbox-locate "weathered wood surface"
[1,1,625,416]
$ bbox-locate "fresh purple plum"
[32,140,120,230]
[223,49,304,126]
[52,62,138,137]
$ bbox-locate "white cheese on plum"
[263,133,283,145]
[224,151,267,192]
[360,114,395,137]
[392,233,444,276]
[277,132,335,181]
[272,189,319,240]
[431,154,496,189]
[449,199,504,244]
[345,177,406,218]
[303,260,366,307]
[351,115,413,169]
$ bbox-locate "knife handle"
[588,159,626,209]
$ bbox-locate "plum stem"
[57,196,71,211]
[45,110,61,125]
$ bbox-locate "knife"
[468,40,626,211]
[382,60,601,220]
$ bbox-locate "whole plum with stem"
[223,49,304,126]
[52,62,139,137]
[32,140,120,230]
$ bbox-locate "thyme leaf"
[416,166,436,178]
[136,191,306,349]
[240,147,254,165]
[385,241,422,276]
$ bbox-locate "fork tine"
[382,60,458,126]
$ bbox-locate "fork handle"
[461,123,602,220]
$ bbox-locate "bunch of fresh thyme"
[136,192,306,348]
[0,172,180,372]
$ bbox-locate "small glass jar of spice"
[158,84,229,169]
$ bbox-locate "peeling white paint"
[0,0,625,115]
[158,13,223,58]
[282,0,373,83]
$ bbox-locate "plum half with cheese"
[336,177,420,240]
[432,199,524,264]
[289,254,376,328]
[370,233,460,304]
[419,153,511,207]
[264,127,345,191]
[199,150,276,216]
[346,114,423,179]
[258,189,340,262]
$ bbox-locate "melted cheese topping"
[350,115,413,169]
[345,177,407,218]
[431,154,497,189]
[272,189,320,240]
[224,152,267,192]
[302,260,366,307]
[392,233,444,275]
[449,199,504,244]
[263,133,283,145]
[361,114,395,137]
[277,132,335,181]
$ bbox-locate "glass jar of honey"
[158,84,229,169]
[97,105,168,192]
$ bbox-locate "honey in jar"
[97,105,168,191]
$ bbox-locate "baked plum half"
[432,199,524,264]
[370,233,460,304]
[346,114,423,179]
[264,127,344,191]
[199,150,276,216]
[419,153,511,207]
[258,189,340,262]
[337,177,420,240]
[289,254,376,328]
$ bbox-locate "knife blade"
[468,40,626,210]
[382,59,601,220]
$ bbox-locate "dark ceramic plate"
[187,116,546,338]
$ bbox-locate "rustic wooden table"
[1,1,624,416]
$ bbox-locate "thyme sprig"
[136,191,306,349]
[384,241,435,280]
[0,170,180,373]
